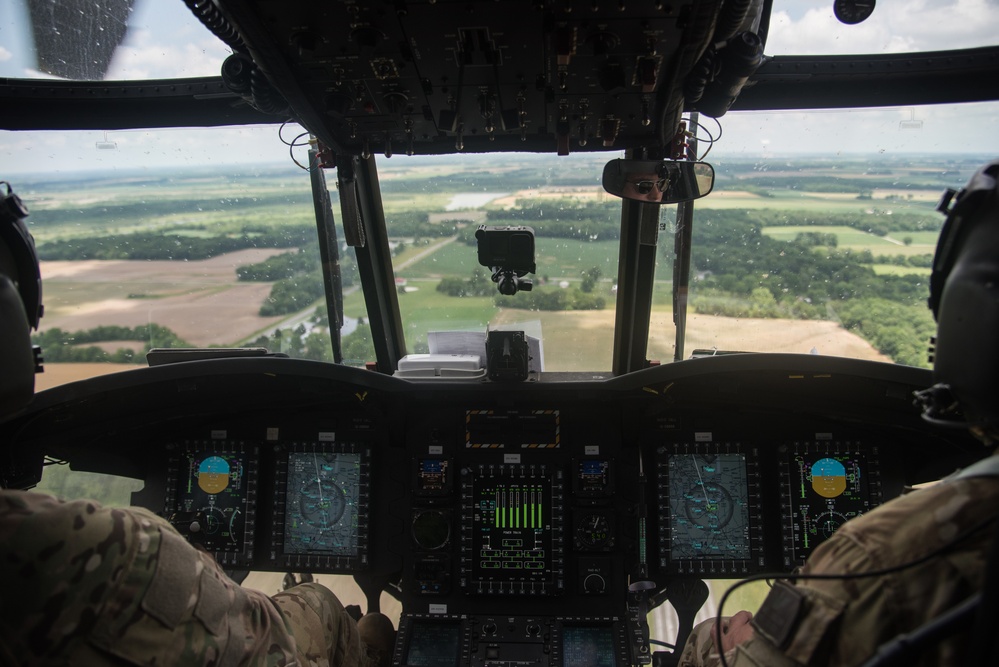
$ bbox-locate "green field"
[399,238,619,281]
[762,225,893,246]
[761,225,938,257]
[382,191,454,216]
[702,190,939,215]
[872,264,932,276]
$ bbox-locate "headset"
[918,159,999,437]
[0,181,44,419]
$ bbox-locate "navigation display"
[275,442,370,571]
[781,442,881,567]
[403,620,461,667]
[561,626,617,667]
[164,441,258,565]
[657,443,762,575]
[461,463,564,594]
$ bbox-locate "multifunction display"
[164,440,258,566]
[560,626,618,667]
[401,619,462,667]
[461,463,565,594]
[780,442,882,567]
[273,442,370,571]
[657,442,763,575]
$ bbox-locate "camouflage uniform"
[679,462,999,667]
[0,490,376,666]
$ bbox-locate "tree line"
[235,242,358,316]
[32,324,191,363]
[38,226,316,261]
[687,209,936,366]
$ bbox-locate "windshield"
[656,101,999,368]
[376,152,618,372]
[4,102,996,389]
[765,0,999,55]
[0,0,230,80]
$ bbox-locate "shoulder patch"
[142,527,198,628]
[752,581,805,650]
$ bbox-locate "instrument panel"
[2,355,983,667]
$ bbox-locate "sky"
[1,0,997,168]
[766,0,999,55]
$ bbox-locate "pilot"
[622,171,670,203]
[0,182,393,666]
[678,160,999,667]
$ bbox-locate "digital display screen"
[474,477,551,577]
[575,459,612,497]
[416,458,450,496]
[463,464,563,594]
[668,452,751,560]
[657,443,764,574]
[284,450,362,557]
[166,442,258,563]
[782,444,879,566]
[404,621,461,667]
[562,626,617,667]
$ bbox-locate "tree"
[341,324,376,366]
[581,266,602,293]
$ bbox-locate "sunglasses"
[629,177,668,194]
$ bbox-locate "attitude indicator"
[164,441,258,566]
[780,442,882,567]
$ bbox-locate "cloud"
[0,46,11,62]
[713,102,999,155]
[766,0,999,55]
[106,30,232,80]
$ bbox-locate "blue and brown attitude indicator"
[809,457,848,498]
[197,455,231,494]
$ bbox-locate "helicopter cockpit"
[2,1,999,665]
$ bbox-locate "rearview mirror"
[602,159,715,204]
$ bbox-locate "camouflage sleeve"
[679,616,797,667]
[0,490,372,667]
[748,475,995,666]
[676,475,996,667]
[273,582,372,667]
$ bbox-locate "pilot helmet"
[0,181,43,420]
[922,159,999,440]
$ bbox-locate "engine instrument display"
[461,463,564,594]
[780,442,882,567]
[657,443,763,575]
[164,440,258,566]
[273,442,370,571]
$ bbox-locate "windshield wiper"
[309,148,344,364]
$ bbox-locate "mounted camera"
[475,225,536,296]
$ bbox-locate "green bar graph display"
[471,470,558,593]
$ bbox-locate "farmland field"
[16,152,976,389]
[40,248,292,345]
[762,225,898,246]
[872,264,932,276]
[698,190,939,214]
[761,224,938,257]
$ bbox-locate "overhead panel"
[216,0,703,155]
